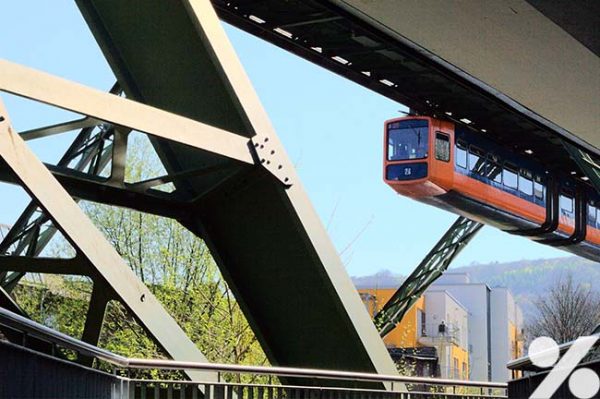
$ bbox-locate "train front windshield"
[387,119,429,161]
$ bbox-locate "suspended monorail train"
[383,116,600,261]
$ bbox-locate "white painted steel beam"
[0,60,254,165]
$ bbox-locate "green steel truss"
[0,84,121,293]
[375,216,483,338]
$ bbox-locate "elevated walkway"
[0,307,506,399]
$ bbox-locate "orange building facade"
[359,288,469,380]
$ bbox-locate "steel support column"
[375,217,483,338]
[73,0,397,378]
[79,284,112,366]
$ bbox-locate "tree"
[527,274,600,343]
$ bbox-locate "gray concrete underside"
[334,0,600,152]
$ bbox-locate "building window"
[453,358,459,379]
[417,309,427,337]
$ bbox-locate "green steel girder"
[72,0,397,378]
[0,98,218,383]
[0,92,120,292]
[375,216,483,338]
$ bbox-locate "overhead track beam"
[212,0,600,176]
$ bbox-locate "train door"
[429,118,455,190]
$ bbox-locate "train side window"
[456,141,467,169]
[503,163,518,189]
[533,177,545,201]
[468,146,486,175]
[588,204,597,225]
[518,169,533,196]
[435,132,450,162]
[560,195,574,213]
[488,160,502,184]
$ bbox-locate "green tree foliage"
[13,275,91,344]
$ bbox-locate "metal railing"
[507,328,600,398]
[507,328,600,372]
[0,307,507,398]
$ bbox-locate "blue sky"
[0,2,567,277]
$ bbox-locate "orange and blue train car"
[383,116,600,261]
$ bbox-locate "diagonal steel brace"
[0,99,217,383]
[375,216,483,338]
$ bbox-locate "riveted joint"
[251,135,291,186]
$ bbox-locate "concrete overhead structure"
[333,0,600,152]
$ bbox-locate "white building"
[419,290,469,379]
[429,273,523,382]
[490,288,524,382]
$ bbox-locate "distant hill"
[352,269,405,290]
[352,256,599,320]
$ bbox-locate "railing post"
[129,379,135,399]
[214,384,226,399]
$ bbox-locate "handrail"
[125,358,506,388]
[0,306,129,366]
[0,307,506,389]
[507,331,600,371]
